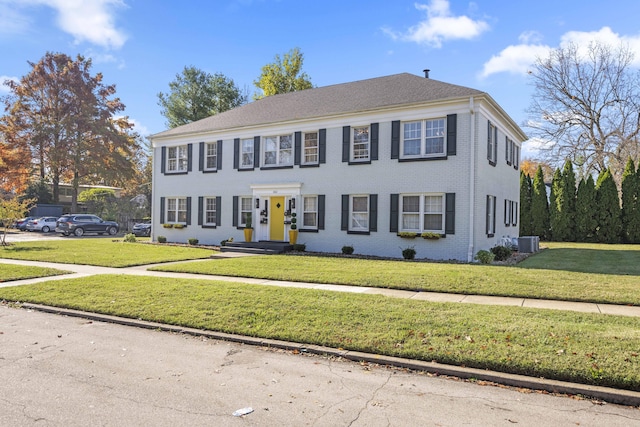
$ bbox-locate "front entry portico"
[250,182,302,243]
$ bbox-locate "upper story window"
[487,122,498,166]
[400,194,444,233]
[402,118,445,158]
[352,126,370,162]
[166,197,187,223]
[167,145,188,172]
[241,138,254,169]
[205,143,217,170]
[303,132,319,165]
[264,134,292,167]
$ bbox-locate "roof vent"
[423,69,430,78]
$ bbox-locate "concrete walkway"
[2,257,640,318]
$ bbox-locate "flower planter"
[244,228,253,242]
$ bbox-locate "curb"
[19,303,640,407]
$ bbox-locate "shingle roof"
[152,73,486,139]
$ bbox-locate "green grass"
[151,242,640,306]
[0,274,638,391]
[0,239,214,267]
[0,264,69,282]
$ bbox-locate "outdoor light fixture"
[255,198,260,209]
[289,198,295,210]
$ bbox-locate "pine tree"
[621,158,640,243]
[519,171,533,236]
[560,160,577,241]
[595,168,622,243]
[531,166,550,240]
[575,176,597,242]
[549,168,561,240]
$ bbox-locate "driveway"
[1,305,639,426]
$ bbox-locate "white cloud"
[383,0,490,48]
[1,0,127,49]
[481,26,640,79]
[0,75,19,93]
[127,118,150,138]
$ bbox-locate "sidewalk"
[2,257,640,318]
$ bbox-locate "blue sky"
[2,0,640,158]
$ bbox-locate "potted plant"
[244,213,253,242]
[289,212,298,244]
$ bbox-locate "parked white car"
[26,217,58,233]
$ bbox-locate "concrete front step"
[220,240,293,255]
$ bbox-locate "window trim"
[166,145,189,173]
[302,131,319,166]
[239,196,253,228]
[400,118,446,159]
[301,195,318,230]
[486,195,496,237]
[165,196,188,225]
[399,193,445,234]
[487,122,498,166]
[204,142,218,171]
[240,138,255,169]
[351,126,370,163]
[203,196,217,226]
[262,134,293,168]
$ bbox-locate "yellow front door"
[270,196,285,240]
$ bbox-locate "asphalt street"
[1,305,640,426]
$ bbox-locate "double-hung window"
[166,197,187,224]
[350,195,369,231]
[486,195,496,236]
[400,194,444,233]
[487,122,498,166]
[303,132,318,165]
[264,134,293,167]
[240,196,252,227]
[241,138,254,169]
[204,197,217,226]
[302,196,318,229]
[167,145,188,172]
[402,118,445,158]
[352,127,370,162]
[205,143,218,170]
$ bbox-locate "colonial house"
[149,72,526,261]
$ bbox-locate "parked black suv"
[56,214,119,237]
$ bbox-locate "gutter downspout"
[467,97,476,262]
[150,138,157,242]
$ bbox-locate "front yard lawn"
[0,239,214,267]
[151,242,640,306]
[0,264,69,282]
[1,274,638,391]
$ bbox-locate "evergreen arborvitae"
[549,168,561,240]
[531,166,550,240]
[575,175,597,242]
[595,168,622,243]
[519,171,533,236]
[621,158,640,243]
[559,160,577,241]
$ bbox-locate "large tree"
[158,66,247,129]
[1,52,139,212]
[621,157,640,242]
[526,42,640,183]
[253,47,313,100]
[575,175,597,242]
[530,166,550,240]
[595,168,622,243]
[519,171,533,236]
[550,160,577,241]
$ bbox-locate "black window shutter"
[294,131,301,165]
[486,195,490,234]
[370,123,379,161]
[217,140,223,170]
[492,196,497,233]
[253,136,260,168]
[341,195,349,230]
[198,196,203,225]
[187,144,193,172]
[390,194,399,233]
[232,196,239,227]
[318,195,325,230]
[160,197,165,224]
[342,126,350,162]
[445,193,455,234]
[161,147,166,174]
[487,122,492,162]
[513,202,518,226]
[369,194,378,232]
[199,142,204,171]
[233,138,239,169]
[186,197,192,225]
[493,126,498,163]
[391,121,400,159]
[216,196,222,225]
[446,114,457,156]
[319,129,326,164]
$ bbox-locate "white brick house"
[150,73,526,261]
